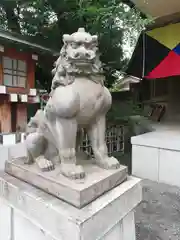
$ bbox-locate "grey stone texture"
[0,173,141,240]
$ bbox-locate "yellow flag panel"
[147,23,180,50]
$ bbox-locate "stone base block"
[132,131,180,187]
[5,158,127,208]
[0,173,141,240]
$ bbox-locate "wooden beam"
[146,11,180,30]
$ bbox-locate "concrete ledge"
[131,131,180,151]
[0,173,141,240]
[132,132,180,187]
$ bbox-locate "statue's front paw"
[60,164,85,179]
[95,156,120,170]
[36,156,55,172]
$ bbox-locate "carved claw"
[35,156,55,172]
[60,164,85,179]
[95,156,120,170]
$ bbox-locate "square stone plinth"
[5,159,127,208]
[0,173,142,240]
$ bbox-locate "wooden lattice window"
[78,125,124,157]
[2,56,27,88]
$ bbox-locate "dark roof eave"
[146,11,180,31]
[0,29,59,57]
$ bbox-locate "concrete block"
[14,210,56,240]
[0,146,8,171]
[8,143,28,160]
[159,149,180,187]
[132,145,159,182]
[0,85,6,94]
[10,94,18,102]
[0,199,12,240]
[0,173,142,240]
[20,94,28,102]
[122,211,135,240]
[3,134,16,146]
[102,221,123,239]
[29,89,37,96]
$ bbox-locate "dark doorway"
[11,103,17,132]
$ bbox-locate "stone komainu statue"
[25,28,120,179]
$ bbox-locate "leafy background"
[0,0,151,90]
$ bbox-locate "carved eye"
[71,43,78,49]
[71,42,81,49]
[85,43,92,49]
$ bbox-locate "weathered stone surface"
[0,173,141,240]
[5,158,127,208]
[22,28,120,179]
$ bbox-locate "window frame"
[2,56,28,89]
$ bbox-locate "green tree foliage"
[0,0,149,89]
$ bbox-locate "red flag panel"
[145,51,180,79]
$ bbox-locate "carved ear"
[63,34,71,43]
[51,68,56,76]
[53,60,57,67]
[92,35,98,43]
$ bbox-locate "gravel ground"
[135,180,180,240]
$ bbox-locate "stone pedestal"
[0,172,141,240]
[5,158,128,208]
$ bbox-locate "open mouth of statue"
[73,59,93,65]
[69,55,94,62]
